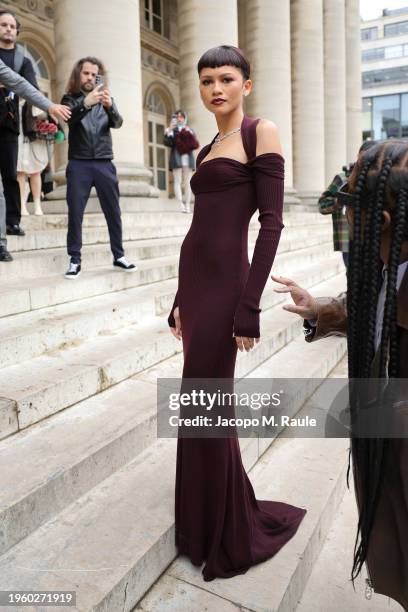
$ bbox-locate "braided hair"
[346,141,408,580]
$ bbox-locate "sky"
[360,0,408,20]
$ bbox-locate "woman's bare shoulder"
[256,119,282,156]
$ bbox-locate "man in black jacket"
[61,56,135,278]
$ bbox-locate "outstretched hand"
[271,274,319,320]
[48,103,71,122]
[170,306,182,341]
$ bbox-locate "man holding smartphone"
[61,56,135,278]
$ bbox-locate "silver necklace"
[213,126,241,146]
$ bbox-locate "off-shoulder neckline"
[198,152,284,169]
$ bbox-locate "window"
[362,48,385,62]
[362,98,373,140]
[372,95,400,139]
[401,93,408,137]
[146,91,165,114]
[361,27,378,41]
[384,20,408,37]
[384,44,403,58]
[20,43,49,79]
[144,0,163,35]
[362,65,408,87]
[146,90,168,191]
[362,93,408,141]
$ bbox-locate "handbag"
[175,127,199,155]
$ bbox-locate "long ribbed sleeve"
[168,291,179,328]
[233,153,285,338]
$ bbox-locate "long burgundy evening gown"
[168,115,306,582]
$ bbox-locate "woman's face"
[198,65,251,115]
[176,112,185,125]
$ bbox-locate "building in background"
[6,0,361,203]
[361,6,408,141]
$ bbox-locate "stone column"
[323,0,347,184]
[345,0,362,163]
[52,0,157,197]
[177,0,238,147]
[291,0,325,201]
[245,0,295,195]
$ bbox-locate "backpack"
[0,44,26,132]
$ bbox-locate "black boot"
[0,246,13,262]
[6,224,25,237]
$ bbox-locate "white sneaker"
[113,256,137,272]
[64,262,81,279]
[21,201,29,216]
[180,203,187,213]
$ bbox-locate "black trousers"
[0,135,21,226]
[66,159,124,264]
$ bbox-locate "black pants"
[0,136,21,226]
[66,159,124,264]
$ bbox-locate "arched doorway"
[146,88,170,193]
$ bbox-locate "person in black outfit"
[0,10,38,237]
[61,56,135,278]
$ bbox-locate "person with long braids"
[167,45,306,582]
[272,139,408,609]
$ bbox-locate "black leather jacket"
[61,92,123,160]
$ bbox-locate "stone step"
[0,254,343,370]
[0,392,348,612]
[0,242,340,319]
[3,219,333,281]
[0,273,346,558]
[296,477,402,611]
[19,209,330,232]
[25,196,329,215]
[0,270,345,439]
[137,437,348,612]
[20,211,192,231]
[8,222,332,253]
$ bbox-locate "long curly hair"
[65,56,108,95]
[346,139,408,580]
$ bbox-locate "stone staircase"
[0,197,348,611]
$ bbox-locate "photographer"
[61,56,135,278]
[164,110,198,213]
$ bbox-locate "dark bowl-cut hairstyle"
[175,109,186,119]
[0,9,21,34]
[65,56,108,95]
[197,45,250,80]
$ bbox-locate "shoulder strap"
[14,44,25,75]
[241,115,260,160]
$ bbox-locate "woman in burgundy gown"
[167,45,306,582]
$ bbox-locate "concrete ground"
[296,485,403,612]
[297,356,403,612]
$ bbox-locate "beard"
[82,82,94,92]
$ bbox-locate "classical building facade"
[361,6,408,142]
[6,0,361,201]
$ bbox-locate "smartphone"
[95,75,105,88]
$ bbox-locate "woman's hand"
[234,336,260,352]
[271,274,319,320]
[170,306,182,340]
